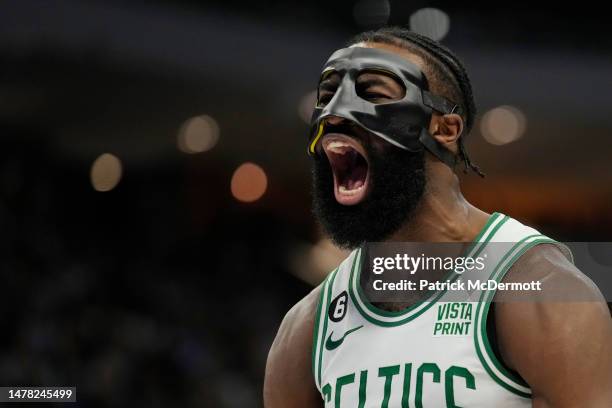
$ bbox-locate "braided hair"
[347,27,484,176]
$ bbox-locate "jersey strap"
[312,266,340,392]
[473,233,574,398]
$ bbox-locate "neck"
[360,161,491,312]
[386,160,489,243]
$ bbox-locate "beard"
[311,140,426,249]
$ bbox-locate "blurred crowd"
[0,126,312,407]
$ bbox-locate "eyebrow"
[318,78,338,92]
[356,74,400,89]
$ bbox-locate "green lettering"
[401,363,412,408]
[358,370,367,408]
[465,303,473,320]
[450,303,459,318]
[335,373,355,408]
[437,304,447,320]
[456,322,467,335]
[433,322,442,335]
[415,363,441,408]
[378,365,400,408]
[445,366,476,408]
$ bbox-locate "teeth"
[327,141,352,154]
[339,184,365,195]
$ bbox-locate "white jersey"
[311,212,572,407]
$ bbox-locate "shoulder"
[496,242,609,336]
[269,283,323,356]
[263,283,324,408]
[497,242,603,302]
[494,243,612,406]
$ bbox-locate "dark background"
[0,1,611,407]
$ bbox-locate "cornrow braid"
[347,26,484,177]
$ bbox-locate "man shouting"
[264,27,612,408]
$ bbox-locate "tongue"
[335,158,368,205]
[344,165,366,190]
[349,179,364,190]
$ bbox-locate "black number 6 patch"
[328,291,348,322]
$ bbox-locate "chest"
[320,301,484,407]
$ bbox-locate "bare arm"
[496,244,612,408]
[264,285,323,408]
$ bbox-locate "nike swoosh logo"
[325,325,363,351]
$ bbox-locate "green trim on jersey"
[348,213,509,327]
[311,279,326,383]
[312,267,340,389]
[474,234,570,398]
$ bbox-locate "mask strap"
[420,91,485,177]
[418,128,457,169]
[422,91,459,115]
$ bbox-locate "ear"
[429,113,464,154]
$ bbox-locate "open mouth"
[321,133,370,206]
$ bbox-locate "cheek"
[366,135,390,156]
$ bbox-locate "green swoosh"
[325,325,363,351]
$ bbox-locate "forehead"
[349,41,426,72]
[321,42,428,88]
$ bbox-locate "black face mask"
[308,46,459,169]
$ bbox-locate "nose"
[324,115,346,126]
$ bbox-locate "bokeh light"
[230,162,268,203]
[480,105,527,145]
[90,153,122,192]
[290,238,349,285]
[353,0,390,27]
[409,8,451,41]
[177,114,220,154]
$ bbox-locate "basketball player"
[264,27,612,407]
